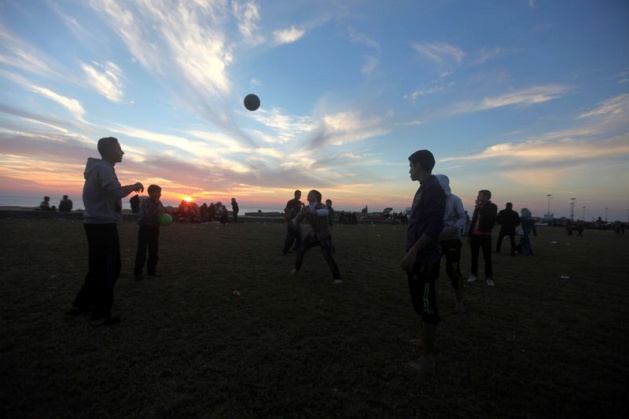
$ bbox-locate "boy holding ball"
[134,184,164,279]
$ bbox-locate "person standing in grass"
[325,198,337,253]
[467,190,498,286]
[282,190,304,255]
[516,208,537,256]
[134,185,164,279]
[66,137,144,326]
[291,190,342,284]
[496,202,520,256]
[231,197,239,223]
[435,174,467,313]
[401,150,445,372]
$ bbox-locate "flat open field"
[1,218,628,418]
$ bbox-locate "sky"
[0,0,628,221]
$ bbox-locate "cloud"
[232,1,263,44]
[349,30,381,53]
[412,41,465,68]
[0,26,55,77]
[90,0,232,96]
[308,110,387,148]
[579,94,629,119]
[441,131,629,166]
[81,61,124,102]
[349,29,381,75]
[616,68,629,85]
[474,47,508,65]
[403,83,452,105]
[272,26,306,45]
[444,84,571,116]
[29,86,86,119]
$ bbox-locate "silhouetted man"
[496,202,520,256]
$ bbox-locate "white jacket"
[435,174,466,240]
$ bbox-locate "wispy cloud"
[349,29,381,75]
[81,61,124,102]
[232,1,263,44]
[579,94,629,119]
[403,83,451,105]
[474,47,508,65]
[90,0,232,96]
[273,26,306,45]
[444,85,571,116]
[308,110,387,148]
[0,26,58,78]
[411,42,465,72]
[30,86,85,119]
[616,68,629,85]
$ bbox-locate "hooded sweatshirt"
[435,174,466,241]
[82,157,125,224]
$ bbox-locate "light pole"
[605,208,608,222]
[570,198,576,221]
[582,206,586,221]
[547,194,552,215]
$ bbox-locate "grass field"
[1,218,628,418]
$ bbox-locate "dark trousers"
[441,239,462,290]
[73,224,121,319]
[134,225,159,275]
[470,234,493,278]
[294,235,341,280]
[407,261,440,325]
[496,230,516,255]
[283,223,303,254]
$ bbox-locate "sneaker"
[290,268,299,276]
[332,279,343,285]
[467,275,477,284]
[486,278,495,286]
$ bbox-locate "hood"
[435,174,451,196]
[521,208,532,218]
[84,157,110,179]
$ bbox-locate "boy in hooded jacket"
[435,174,467,312]
[66,137,144,325]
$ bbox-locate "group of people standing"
[401,149,539,373]
[63,136,537,378]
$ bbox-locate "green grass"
[1,218,628,418]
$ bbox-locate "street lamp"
[547,194,552,215]
[582,206,586,221]
[605,208,608,222]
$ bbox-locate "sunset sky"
[1,0,628,220]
